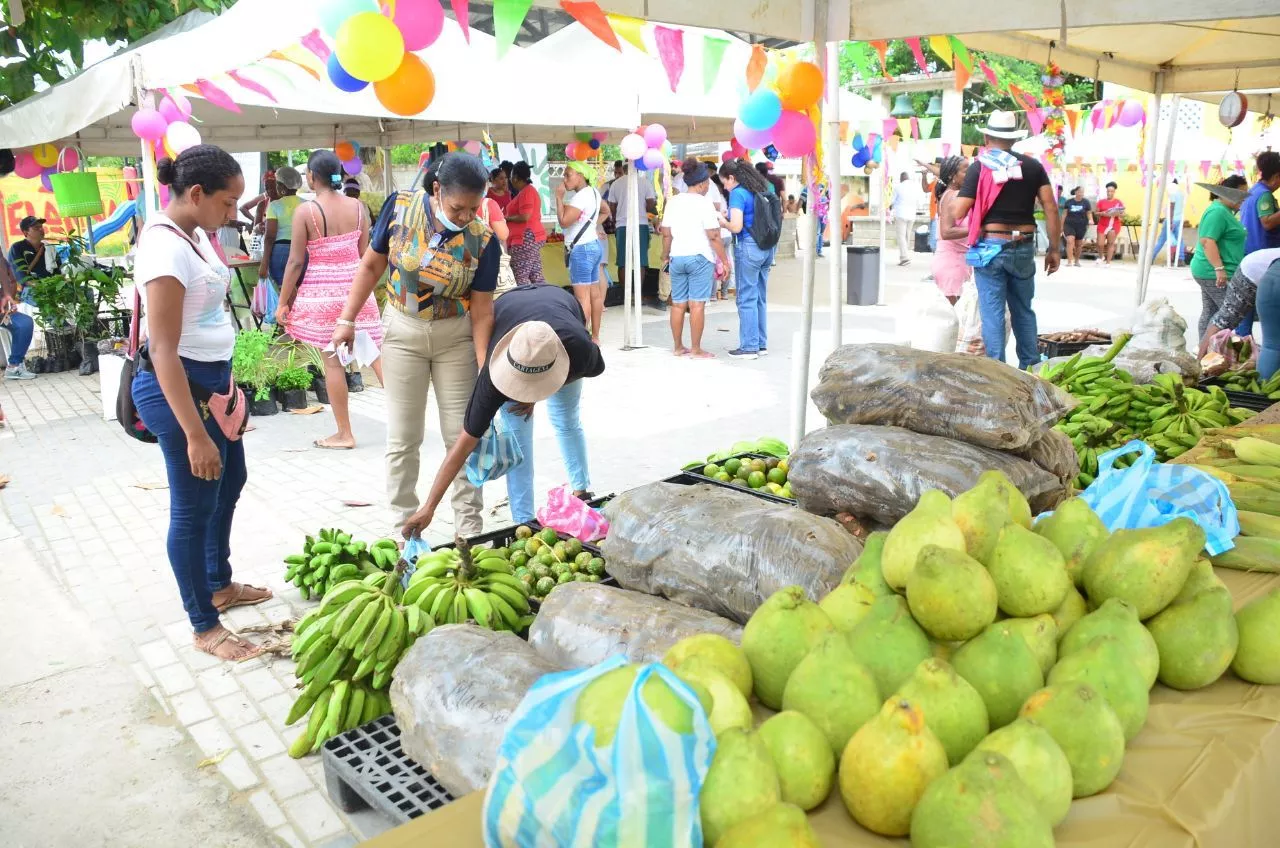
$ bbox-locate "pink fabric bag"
[536,486,609,543]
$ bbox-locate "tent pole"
[381,146,393,194]
[793,153,818,447]
[1144,94,1179,295]
[879,164,887,300]
[632,167,643,345]
[1134,75,1165,305]
[825,40,843,348]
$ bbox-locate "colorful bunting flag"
[493,0,534,58]
[905,37,929,74]
[1200,160,1211,178]
[652,25,684,92]
[954,60,970,92]
[238,61,297,94]
[928,35,953,68]
[608,14,647,53]
[869,40,891,76]
[452,0,471,42]
[1064,106,1080,135]
[194,78,241,114]
[299,29,331,63]
[702,36,729,95]
[941,142,952,158]
[883,117,898,139]
[1104,157,1116,172]
[746,44,767,92]
[227,70,278,103]
[1025,107,1044,135]
[266,50,321,81]
[918,117,937,139]
[561,1,620,50]
[896,118,912,139]
[962,144,976,157]
[949,36,973,71]
[978,59,999,87]
[909,116,920,139]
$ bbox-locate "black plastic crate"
[1037,334,1111,359]
[681,452,796,505]
[321,714,453,824]
[1200,379,1274,413]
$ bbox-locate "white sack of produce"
[391,624,562,797]
[528,582,742,669]
[788,425,1067,526]
[602,482,860,624]
[811,343,1075,450]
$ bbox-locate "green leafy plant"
[231,328,281,400]
[27,236,127,338]
[274,365,314,392]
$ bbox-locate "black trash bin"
[846,246,880,305]
[913,225,931,253]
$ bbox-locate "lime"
[765,482,783,494]
[575,551,593,567]
[520,572,536,588]
[724,458,742,475]
[539,527,559,546]
[510,551,529,568]
[765,457,780,470]
[535,576,555,595]
[574,572,591,582]
[702,463,721,478]
[526,537,543,555]
[767,467,787,485]
[749,458,767,474]
[515,525,534,540]
[565,539,583,558]
[715,471,733,482]
[553,541,568,560]
[538,551,557,567]
[731,478,747,487]
[779,485,792,499]
[735,463,752,480]
[532,564,551,580]
[747,470,767,488]
[778,459,789,474]
[557,571,574,584]
[587,557,606,576]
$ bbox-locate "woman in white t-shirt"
[131,145,270,662]
[660,159,731,358]
[554,161,608,341]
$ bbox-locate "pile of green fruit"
[1214,368,1280,399]
[695,436,790,463]
[286,569,430,757]
[697,455,792,499]
[283,529,401,601]
[402,538,535,630]
[509,525,607,601]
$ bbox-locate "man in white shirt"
[890,172,918,266]
[607,163,658,300]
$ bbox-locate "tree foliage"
[0,0,234,107]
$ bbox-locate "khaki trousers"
[381,306,483,535]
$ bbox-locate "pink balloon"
[619,133,646,160]
[772,110,816,158]
[383,0,444,51]
[59,148,81,171]
[131,108,168,141]
[721,150,736,163]
[1117,100,1145,128]
[733,118,773,150]
[14,152,42,179]
[463,140,482,155]
[642,149,664,170]
[158,90,192,125]
[643,123,667,148]
[592,131,608,143]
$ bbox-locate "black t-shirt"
[462,284,606,438]
[7,239,48,283]
[1063,198,1092,223]
[957,154,1051,227]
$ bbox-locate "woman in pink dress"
[931,155,971,305]
[276,150,382,449]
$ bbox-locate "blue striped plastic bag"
[1076,440,1239,556]
[467,416,525,487]
[483,656,716,848]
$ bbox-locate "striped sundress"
[284,200,382,349]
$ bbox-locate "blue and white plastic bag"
[466,417,525,487]
[483,656,716,848]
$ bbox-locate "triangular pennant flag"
[561,1,620,50]
[883,117,898,139]
[194,78,242,114]
[888,134,900,151]
[652,25,684,92]
[607,14,647,53]
[1025,107,1044,135]
[299,29,331,63]
[702,36,729,94]
[978,59,999,87]
[1064,106,1080,135]
[847,42,878,83]
[452,0,471,42]
[241,61,297,93]
[1200,160,1212,178]
[918,117,938,139]
[266,50,321,80]
[897,118,912,139]
[869,40,891,76]
[227,70,278,104]
[905,37,929,75]
[746,44,767,92]
[962,144,976,157]
[928,35,953,68]
[910,116,920,139]
[839,121,850,143]
[941,142,952,158]
[493,0,534,57]
[1104,157,1116,172]
[954,60,970,92]
[948,36,973,71]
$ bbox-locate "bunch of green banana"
[1124,373,1253,461]
[1054,408,1136,489]
[402,538,534,632]
[282,530,401,601]
[1036,332,1133,393]
[1217,367,1280,399]
[286,680,391,758]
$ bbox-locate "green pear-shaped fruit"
[575,665,710,747]
[757,711,835,811]
[1052,586,1089,642]
[1082,518,1205,619]
[987,523,1071,617]
[1059,597,1159,689]
[663,633,752,700]
[1019,682,1125,797]
[819,581,877,633]
[979,470,1032,529]
[910,751,1055,848]
[699,729,780,845]
[951,476,1013,563]
[1174,558,1228,605]
[838,698,949,837]
[1034,497,1108,586]
[952,626,1044,729]
[740,586,835,710]
[906,545,999,642]
[841,530,893,597]
[881,490,966,591]
[673,661,752,737]
[971,719,1073,827]
[714,803,822,848]
[1233,588,1280,684]
[1048,634,1150,741]
[1147,586,1238,690]
[847,595,933,697]
[989,615,1058,676]
[781,631,881,755]
[894,658,989,765]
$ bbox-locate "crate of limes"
[687,453,795,504]
[509,525,610,604]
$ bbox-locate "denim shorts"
[670,255,714,303]
[568,239,603,285]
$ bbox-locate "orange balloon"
[374,54,435,117]
[778,61,824,111]
[335,141,355,160]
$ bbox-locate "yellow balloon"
[335,11,405,83]
[32,143,59,168]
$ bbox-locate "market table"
[538,236,663,287]
[363,566,1280,847]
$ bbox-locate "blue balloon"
[851,133,865,151]
[589,139,601,150]
[872,140,883,164]
[635,156,650,171]
[318,0,370,37]
[851,150,870,168]
[740,90,783,131]
[327,53,368,94]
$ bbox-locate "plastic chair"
[0,324,12,364]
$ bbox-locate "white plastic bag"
[1130,298,1189,352]
[908,287,960,353]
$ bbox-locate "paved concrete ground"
[0,250,1203,846]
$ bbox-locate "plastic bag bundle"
[528,582,742,670]
[390,625,562,797]
[601,482,861,624]
[788,425,1067,526]
[465,417,524,487]
[811,343,1075,451]
[1130,297,1189,351]
[907,287,960,352]
[537,484,609,542]
[1013,428,1081,484]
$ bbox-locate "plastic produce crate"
[1037,333,1111,359]
[1200,378,1275,413]
[680,452,796,505]
[321,714,453,825]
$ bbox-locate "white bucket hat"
[489,321,570,403]
[981,111,1027,140]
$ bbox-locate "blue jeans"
[132,359,247,633]
[928,217,939,253]
[3,311,34,365]
[816,216,826,256]
[973,239,1039,369]
[735,235,774,352]
[267,241,290,286]
[669,255,714,303]
[1150,220,1182,263]
[501,379,589,524]
[1257,263,1280,379]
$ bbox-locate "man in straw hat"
[951,110,1061,369]
[401,283,605,536]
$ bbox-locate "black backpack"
[749,190,783,249]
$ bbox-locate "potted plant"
[346,369,364,392]
[310,365,330,404]
[274,364,312,411]
[27,235,126,372]
[231,328,279,416]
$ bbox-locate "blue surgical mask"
[434,197,464,232]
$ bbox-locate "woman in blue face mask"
[331,152,500,535]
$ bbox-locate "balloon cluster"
[733,61,823,158]
[1090,99,1145,130]
[334,140,363,175]
[322,0,440,117]
[566,131,609,162]
[9,143,80,190]
[130,90,202,160]
[620,124,668,171]
[850,133,883,169]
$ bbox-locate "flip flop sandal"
[214,582,273,613]
[314,439,354,450]
[195,629,262,662]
